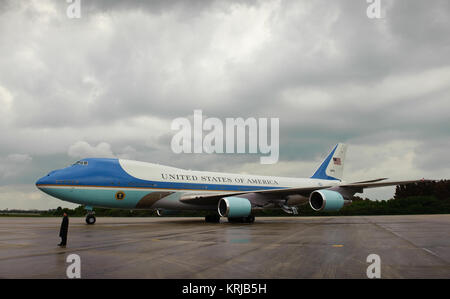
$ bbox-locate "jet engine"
[309,189,348,212]
[218,197,251,217]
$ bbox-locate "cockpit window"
[73,161,88,166]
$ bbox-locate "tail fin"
[310,143,347,181]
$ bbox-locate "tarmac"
[0,215,449,278]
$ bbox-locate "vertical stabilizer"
[310,143,347,181]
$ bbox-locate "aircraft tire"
[245,215,255,223]
[86,214,96,225]
[205,215,220,223]
[227,216,255,224]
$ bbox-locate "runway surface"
[0,215,449,278]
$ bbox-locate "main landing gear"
[85,206,96,225]
[228,215,255,224]
[205,214,255,224]
[205,214,220,223]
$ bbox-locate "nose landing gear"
[86,214,96,224]
[84,206,96,225]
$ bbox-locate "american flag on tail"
[333,157,341,165]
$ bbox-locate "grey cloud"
[414,140,450,173]
[0,0,449,208]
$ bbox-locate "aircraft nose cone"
[36,175,50,189]
[35,177,43,189]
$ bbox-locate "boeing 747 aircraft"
[35,143,425,224]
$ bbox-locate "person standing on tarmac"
[58,212,69,247]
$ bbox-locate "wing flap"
[348,178,389,184]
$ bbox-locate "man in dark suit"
[58,212,69,247]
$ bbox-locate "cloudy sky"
[0,0,449,210]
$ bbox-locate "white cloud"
[0,85,13,108]
[68,141,115,158]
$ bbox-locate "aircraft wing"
[179,185,334,205]
[179,179,431,206]
[338,179,431,190]
[180,185,332,205]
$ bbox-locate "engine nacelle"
[309,190,345,212]
[218,197,251,217]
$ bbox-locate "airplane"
[35,143,426,224]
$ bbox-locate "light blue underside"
[41,188,152,209]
